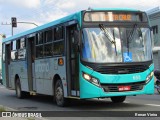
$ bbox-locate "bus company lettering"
[35,62,49,73]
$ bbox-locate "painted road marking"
[145,104,160,107]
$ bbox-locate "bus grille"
[101,81,145,92]
[96,65,148,74]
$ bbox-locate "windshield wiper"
[99,24,117,55]
[128,24,137,42]
[126,24,137,54]
[99,24,115,44]
[112,29,117,56]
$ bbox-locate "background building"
[147,7,160,70]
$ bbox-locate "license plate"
[118,86,131,91]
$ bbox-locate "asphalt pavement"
[0,84,160,120]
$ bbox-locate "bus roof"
[3,8,140,43]
[90,8,139,12]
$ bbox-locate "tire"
[156,81,160,94]
[110,96,126,103]
[54,80,67,107]
[0,80,2,85]
[15,78,27,99]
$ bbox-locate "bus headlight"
[146,71,154,84]
[82,72,100,87]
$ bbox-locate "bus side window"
[16,39,20,49]
[53,26,64,55]
[36,32,43,44]
[36,32,44,58]
[44,43,53,56]
[11,40,18,61]
[54,26,63,40]
[45,29,52,43]
[36,46,43,58]
[13,41,16,50]
[20,38,25,49]
[44,29,53,56]
[53,41,64,55]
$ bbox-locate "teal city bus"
[2,8,154,106]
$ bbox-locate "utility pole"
[1,17,38,36]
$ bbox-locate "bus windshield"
[82,26,152,63]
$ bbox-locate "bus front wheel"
[110,96,126,103]
[54,80,67,107]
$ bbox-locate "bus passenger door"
[27,36,36,91]
[66,22,79,97]
[5,44,11,88]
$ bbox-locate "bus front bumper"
[80,77,154,99]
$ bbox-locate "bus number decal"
[35,62,49,73]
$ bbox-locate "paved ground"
[0,84,160,120]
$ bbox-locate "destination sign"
[84,12,147,22]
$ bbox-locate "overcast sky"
[0,0,160,37]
